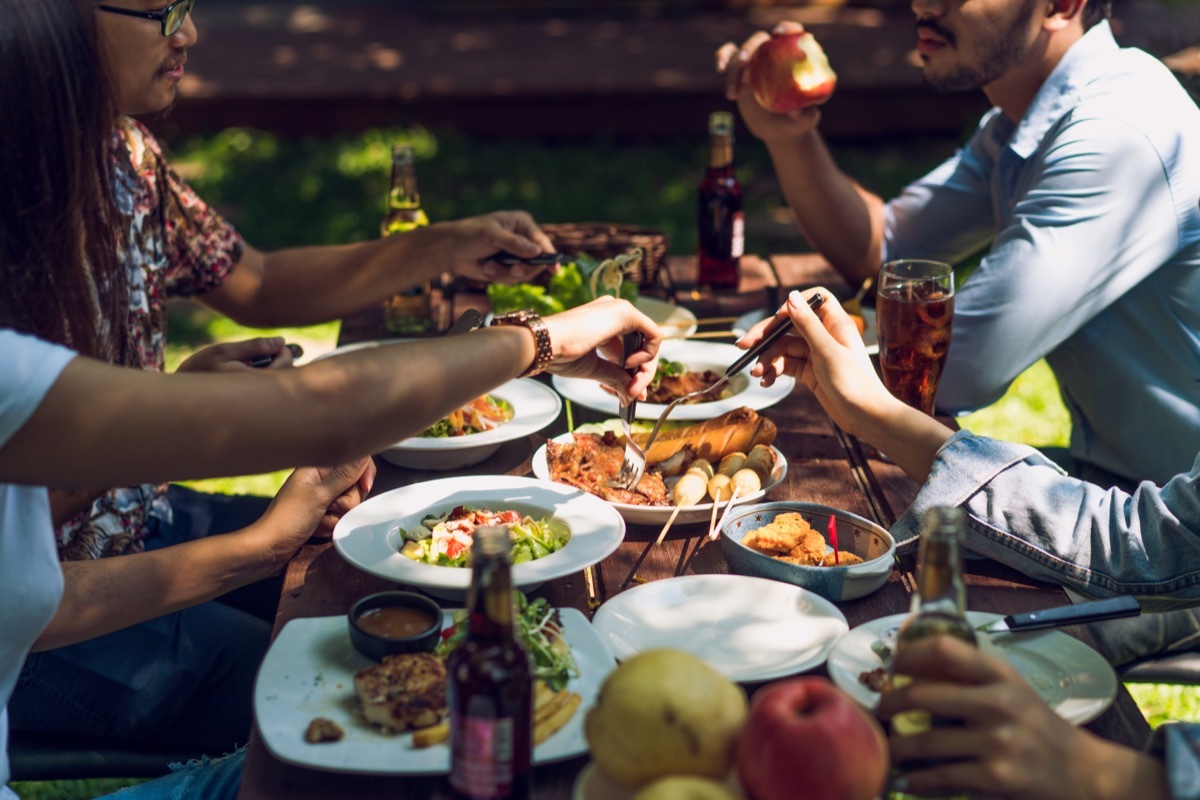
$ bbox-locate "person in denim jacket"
[742,289,1200,798]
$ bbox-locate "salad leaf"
[437,593,579,691]
[487,259,638,316]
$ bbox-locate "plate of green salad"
[333,475,625,598]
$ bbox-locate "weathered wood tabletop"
[237,254,1151,800]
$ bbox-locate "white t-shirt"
[0,329,75,796]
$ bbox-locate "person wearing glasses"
[1,0,621,754]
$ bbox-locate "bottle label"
[731,211,745,258]
[449,714,515,799]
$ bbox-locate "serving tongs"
[609,331,648,491]
[640,293,826,454]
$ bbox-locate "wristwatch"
[489,310,552,378]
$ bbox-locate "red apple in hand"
[736,677,888,800]
[748,32,838,114]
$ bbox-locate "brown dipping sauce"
[356,606,436,639]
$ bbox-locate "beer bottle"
[697,111,744,290]
[889,506,976,786]
[381,142,435,335]
[448,526,533,800]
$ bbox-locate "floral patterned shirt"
[56,119,244,560]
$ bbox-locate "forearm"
[33,529,271,651]
[1073,732,1168,800]
[216,224,456,327]
[765,130,885,283]
[1,327,533,488]
[852,398,955,483]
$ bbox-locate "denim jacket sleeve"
[892,431,1200,611]
[1149,723,1200,800]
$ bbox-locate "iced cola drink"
[876,260,954,416]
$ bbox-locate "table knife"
[977,595,1141,635]
[445,308,485,336]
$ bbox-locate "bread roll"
[637,407,776,467]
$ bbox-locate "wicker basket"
[541,223,670,289]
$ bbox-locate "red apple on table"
[748,31,838,114]
[736,676,888,800]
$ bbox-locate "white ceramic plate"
[826,611,1118,726]
[552,340,795,421]
[254,609,614,775]
[333,475,625,598]
[531,434,788,527]
[315,340,561,470]
[591,574,848,683]
[733,307,878,356]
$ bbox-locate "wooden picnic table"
[237,253,1152,800]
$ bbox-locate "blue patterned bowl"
[720,502,895,601]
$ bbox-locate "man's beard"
[920,0,1040,93]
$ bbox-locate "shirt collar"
[1006,20,1119,159]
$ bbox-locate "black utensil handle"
[623,331,644,378]
[487,252,568,267]
[725,292,826,377]
[446,308,485,336]
[1005,595,1141,631]
[250,343,303,369]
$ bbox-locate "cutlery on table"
[976,594,1141,635]
[641,292,826,453]
[485,252,570,267]
[871,595,1142,665]
[609,331,647,491]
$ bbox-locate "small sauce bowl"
[348,591,443,661]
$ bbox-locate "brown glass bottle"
[697,111,744,290]
[381,142,436,335]
[448,526,533,800]
[889,506,976,784]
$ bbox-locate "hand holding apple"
[736,676,888,800]
[748,31,837,114]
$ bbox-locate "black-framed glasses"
[97,0,196,37]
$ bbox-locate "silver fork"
[642,292,826,453]
[609,331,647,491]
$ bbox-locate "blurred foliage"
[169,125,955,258]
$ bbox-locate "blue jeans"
[11,487,275,751]
[95,748,244,800]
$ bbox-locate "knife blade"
[977,595,1141,635]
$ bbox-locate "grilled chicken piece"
[547,433,669,506]
[646,369,725,405]
[354,653,448,732]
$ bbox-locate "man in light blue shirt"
[719,0,1200,488]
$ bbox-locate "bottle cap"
[708,111,734,136]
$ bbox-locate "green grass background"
[10,125,1197,799]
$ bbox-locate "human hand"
[542,296,662,404]
[716,22,824,145]
[437,210,558,283]
[738,289,894,439]
[176,337,298,372]
[878,635,1132,800]
[252,457,377,573]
